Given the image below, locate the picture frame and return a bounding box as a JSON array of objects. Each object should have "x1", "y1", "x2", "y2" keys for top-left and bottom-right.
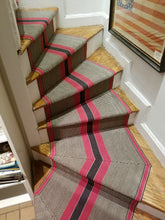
[{"x1": 109, "y1": 0, "x2": 165, "y2": 72}]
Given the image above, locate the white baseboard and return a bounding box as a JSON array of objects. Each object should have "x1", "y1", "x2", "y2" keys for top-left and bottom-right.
[
  {"x1": 62, "y1": 12, "x2": 108, "y2": 28},
  {"x1": 137, "y1": 123, "x2": 165, "y2": 168}
]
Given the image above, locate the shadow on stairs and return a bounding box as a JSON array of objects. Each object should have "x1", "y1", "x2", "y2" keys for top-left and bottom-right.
[{"x1": 16, "y1": 5, "x2": 165, "y2": 220}]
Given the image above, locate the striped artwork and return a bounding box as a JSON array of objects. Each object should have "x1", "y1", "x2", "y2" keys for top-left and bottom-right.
[{"x1": 113, "y1": 0, "x2": 165, "y2": 63}]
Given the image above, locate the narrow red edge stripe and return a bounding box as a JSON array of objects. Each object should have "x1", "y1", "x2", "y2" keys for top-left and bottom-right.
[
  {"x1": 34, "y1": 165, "x2": 56, "y2": 196},
  {"x1": 88, "y1": 60, "x2": 116, "y2": 75}
]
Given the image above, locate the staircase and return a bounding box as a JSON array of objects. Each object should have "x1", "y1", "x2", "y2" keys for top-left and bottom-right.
[{"x1": 16, "y1": 6, "x2": 165, "y2": 220}]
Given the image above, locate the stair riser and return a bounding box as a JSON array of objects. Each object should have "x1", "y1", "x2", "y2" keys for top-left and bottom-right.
[
  {"x1": 137, "y1": 202, "x2": 165, "y2": 219},
  {"x1": 34, "y1": 72, "x2": 122, "y2": 123},
  {"x1": 28, "y1": 19, "x2": 56, "y2": 68},
  {"x1": 38, "y1": 112, "x2": 137, "y2": 143},
  {"x1": 28, "y1": 31, "x2": 103, "y2": 104},
  {"x1": 32, "y1": 150, "x2": 52, "y2": 166}
]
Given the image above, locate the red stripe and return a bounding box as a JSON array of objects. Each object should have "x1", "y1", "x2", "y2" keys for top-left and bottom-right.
[
  {"x1": 64, "y1": 77, "x2": 84, "y2": 93},
  {"x1": 44, "y1": 48, "x2": 67, "y2": 60},
  {"x1": 133, "y1": 2, "x2": 165, "y2": 21},
  {"x1": 117, "y1": 6, "x2": 165, "y2": 35},
  {"x1": 42, "y1": 96, "x2": 51, "y2": 119},
  {"x1": 115, "y1": 21, "x2": 157, "y2": 52},
  {"x1": 116, "y1": 14, "x2": 164, "y2": 46},
  {"x1": 17, "y1": 17, "x2": 50, "y2": 23},
  {"x1": 20, "y1": 35, "x2": 35, "y2": 41},
  {"x1": 111, "y1": 89, "x2": 131, "y2": 125},
  {"x1": 60, "y1": 177, "x2": 88, "y2": 220},
  {"x1": 50, "y1": 141, "x2": 55, "y2": 160},
  {"x1": 87, "y1": 60, "x2": 116, "y2": 75},
  {"x1": 18, "y1": 21, "x2": 47, "y2": 29},
  {"x1": 34, "y1": 67, "x2": 44, "y2": 76},
  {"x1": 147, "y1": 0, "x2": 165, "y2": 6},
  {"x1": 127, "y1": 200, "x2": 137, "y2": 220},
  {"x1": 57, "y1": 33, "x2": 88, "y2": 41},
  {"x1": 47, "y1": 120, "x2": 54, "y2": 142},
  {"x1": 47, "y1": 42, "x2": 75, "y2": 55},
  {"x1": 37, "y1": 77, "x2": 44, "y2": 96},
  {"x1": 76, "y1": 105, "x2": 95, "y2": 177},
  {"x1": 125, "y1": 126, "x2": 150, "y2": 201},
  {"x1": 125, "y1": 127, "x2": 150, "y2": 220},
  {"x1": 34, "y1": 165, "x2": 56, "y2": 195},
  {"x1": 72, "y1": 71, "x2": 94, "y2": 87},
  {"x1": 79, "y1": 182, "x2": 101, "y2": 220},
  {"x1": 86, "y1": 101, "x2": 111, "y2": 183}
]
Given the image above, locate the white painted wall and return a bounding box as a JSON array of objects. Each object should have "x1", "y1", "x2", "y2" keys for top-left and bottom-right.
[{"x1": 0, "y1": 0, "x2": 41, "y2": 147}]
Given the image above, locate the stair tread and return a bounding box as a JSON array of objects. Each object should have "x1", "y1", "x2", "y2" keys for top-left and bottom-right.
[
  {"x1": 38, "y1": 87, "x2": 138, "y2": 130},
  {"x1": 33, "y1": 126, "x2": 151, "y2": 201},
  {"x1": 129, "y1": 126, "x2": 165, "y2": 213},
  {"x1": 38, "y1": 89, "x2": 138, "y2": 140},
  {"x1": 88, "y1": 47, "x2": 123, "y2": 74},
  {"x1": 56, "y1": 25, "x2": 103, "y2": 41},
  {"x1": 33, "y1": 161, "x2": 138, "y2": 220},
  {"x1": 26, "y1": 25, "x2": 103, "y2": 84},
  {"x1": 17, "y1": 7, "x2": 58, "y2": 54},
  {"x1": 33, "y1": 59, "x2": 116, "y2": 111},
  {"x1": 33, "y1": 125, "x2": 165, "y2": 213}
]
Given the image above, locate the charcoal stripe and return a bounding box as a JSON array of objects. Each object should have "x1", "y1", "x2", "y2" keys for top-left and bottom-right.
[
  {"x1": 70, "y1": 180, "x2": 94, "y2": 220},
  {"x1": 46, "y1": 45, "x2": 71, "y2": 57},
  {"x1": 64, "y1": 60, "x2": 69, "y2": 76},
  {"x1": 17, "y1": 19, "x2": 49, "y2": 25},
  {"x1": 80, "y1": 91, "x2": 85, "y2": 103},
  {"x1": 70, "y1": 103, "x2": 102, "y2": 218},
  {"x1": 68, "y1": 75, "x2": 88, "y2": 90}
]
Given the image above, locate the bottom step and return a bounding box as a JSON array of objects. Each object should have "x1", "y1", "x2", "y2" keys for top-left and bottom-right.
[{"x1": 33, "y1": 161, "x2": 159, "y2": 220}]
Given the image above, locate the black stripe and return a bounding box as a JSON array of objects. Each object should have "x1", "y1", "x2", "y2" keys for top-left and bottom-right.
[
  {"x1": 17, "y1": 19, "x2": 49, "y2": 25},
  {"x1": 80, "y1": 91, "x2": 85, "y2": 103},
  {"x1": 68, "y1": 75, "x2": 88, "y2": 90},
  {"x1": 70, "y1": 180, "x2": 94, "y2": 220},
  {"x1": 65, "y1": 60, "x2": 69, "y2": 76},
  {"x1": 45, "y1": 45, "x2": 71, "y2": 57},
  {"x1": 70, "y1": 103, "x2": 102, "y2": 218}
]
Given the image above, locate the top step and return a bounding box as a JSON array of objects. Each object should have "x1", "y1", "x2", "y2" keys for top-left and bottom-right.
[{"x1": 16, "y1": 8, "x2": 58, "y2": 54}]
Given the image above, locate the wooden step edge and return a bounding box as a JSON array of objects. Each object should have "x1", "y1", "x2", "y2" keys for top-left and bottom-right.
[
  {"x1": 26, "y1": 71, "x2": 40, "y2": 85},
  {"x1": 32, "y1": 143, "x2": 51, "y2": 158},
  {"x1": 129, "y1": 125, "x2": 165, "y2": 213},
  {"x1": 133, "y1": 208, "x2": 159, "y2": 220},
  {"x1": 32, "y1": 160, "x2": 52, "y2": 192},
  {"x1": 56, "y1": 25, "x2": 103, "y2": 41},
  {"x1": 33, "y1": 99, "x2": 46, "y2": 111},
  {"x1": 113, "y1": 87, "x2": 139, "y2": 113},
  {"x1": 88, "y1": 47, "x2": 123, "y2": 74},
  {"x1": 38, "y1": 121, "x2": 47, "y2": 130},
  {"x1": 18, "y1": 7, "x2": 58, "y2": 55}
]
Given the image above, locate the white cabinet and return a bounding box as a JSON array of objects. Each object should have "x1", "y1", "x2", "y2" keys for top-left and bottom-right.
[{"x1": 0, "y1": 75, "x2": 33, "y2": 209}]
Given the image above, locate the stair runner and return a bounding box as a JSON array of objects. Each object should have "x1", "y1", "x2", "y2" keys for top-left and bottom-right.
[{"x1": 17, "y1": 8, "x2": 151, "y2": 220}]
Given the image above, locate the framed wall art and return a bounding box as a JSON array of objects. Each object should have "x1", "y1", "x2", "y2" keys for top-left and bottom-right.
[{"x1": 109, "y1": 0, "x2": 165, "y2": 72}]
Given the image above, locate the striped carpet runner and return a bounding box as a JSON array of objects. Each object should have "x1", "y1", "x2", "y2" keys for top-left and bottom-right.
[{"x1": 17, "y1": 8, "x2": 151, "y2": 220}]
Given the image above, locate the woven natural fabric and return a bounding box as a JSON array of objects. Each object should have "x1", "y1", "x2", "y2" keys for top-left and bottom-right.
[
  {"x1": 36, "y1": 34, "x2": 87, "y2": 95},
  {"x1": 47, "y1": 90, "x2": 128, "y2": 141},
  {"x1": 51, "y1": 127, "x2": 148, "y2": 200},
  {"x1": 35, "y1": 167, "x2": 131, "y2": 220},
  {"x1": 43, "y1": 60, "x2": 114, "y2": 119},
  {"x1": 16, "y1": 10, "x2": 56, "y2": 40}
]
